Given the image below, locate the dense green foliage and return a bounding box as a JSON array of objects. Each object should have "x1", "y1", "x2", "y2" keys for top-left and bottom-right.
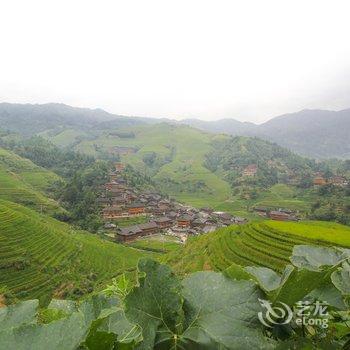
[
  {"x1": 121, "y1": 164, "x2": 155, "y2": 191},
  {"x1": 205, "y1": 136, "x2": 324, "y2": 188},
  {"x1": 1, "y1": 246, "x2": 350, "y2": 349},
  {"x1": 0, "y1": 136, "x2": 96, "y2": 178},
  {"x1": 309, "y1": 183, "x2": 350, "y2": 225},
  {"x1": 57, "y1": 161, "x2": 111, "y2": 231}
]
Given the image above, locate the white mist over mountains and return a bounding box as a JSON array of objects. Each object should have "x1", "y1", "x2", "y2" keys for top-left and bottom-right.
[{"x1": 1, "y1": 0, "x2": 350, "y2": 123}]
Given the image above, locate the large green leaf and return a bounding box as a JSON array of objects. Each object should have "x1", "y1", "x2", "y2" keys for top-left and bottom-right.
[
  {"x1": 84, "y1": 309, "x2": 142, "y2": 350},
  {"x1": 124, "y1": 258, "x2": 183, "y2": 350},
  {"x1": 331, "y1": 261, "x2": 350, "y2": 296},
  {"x1": 48, "y1": 299, "x2": 78, "y2": 314},
  {"x1": 242, "y1": 245, "x2": 346, "y2": 306},
  {"x1": 291, "y1": 245, "x2": 349, "y2": 271},
  {"x1": 307, "y1": 284, "x2": 347, "y2": 310},
  {"x1": 180, "y1": 271, "x2": 274, "y2": 350},
  {"x1": 0, "y1": 300, "x2": 38, "y2": 330},
  {"x1": 0, "y1": 312, "x2": 87, "y2": 350},
  {"x1": 245, "y1": 265, "x2": 294, "y2": 293},
  {"x1": 0, "y1": 294, "x2": 126, "y2": 350}
]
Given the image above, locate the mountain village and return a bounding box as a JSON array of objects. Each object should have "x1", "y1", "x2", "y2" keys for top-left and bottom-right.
[
  {"x1": 99, "y1": 163, "x2": 248, "y2": 243},
  {"x1": 98, "y1": 163, "x2": 309, "y2": 243}
]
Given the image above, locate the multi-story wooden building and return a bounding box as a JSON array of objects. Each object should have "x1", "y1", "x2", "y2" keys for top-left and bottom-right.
[
  {"x1": 177, "y1": 215, "x2": 192, "y2": 228},
  {"x1": 127, "y1": 202, "x2": 145, "y2": 215},
  {"x1": 154, "y1": 217, "x2": 173, "y2": 229},
  {"x1": 102, "y1": 206, "x2": 126, "y2": 219},
  {"x1": 313, "y1": 176, "x2": 327, "y2": 186},
  {"x1": 243, "y1": 164, "x2": 258, "y2": 177}
]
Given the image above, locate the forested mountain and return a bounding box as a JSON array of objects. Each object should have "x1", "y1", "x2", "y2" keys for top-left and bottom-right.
[
  {"x1": 0, "y1": 103, "x2": 156, "y2": 137},
  {"x1": 183, "y1": 108, "x2": 350, "y2": 159},
  {"x1": 2, "y1": 103, "x2": 350, "y2": 159},
  {"x1": 1, "y1": 108, "x2": 348, "y2": 218}
]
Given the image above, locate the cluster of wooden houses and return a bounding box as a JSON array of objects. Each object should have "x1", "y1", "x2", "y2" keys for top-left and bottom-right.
[
  {"x1": 253, "y1": 207, "x2": 299, "y2": 221},
  {"x1": 313, "y1": 174, "x2": 348, "y2": 187},
  {"x1": 99, "y1": 163, "x2": 247, "y2": 242}
]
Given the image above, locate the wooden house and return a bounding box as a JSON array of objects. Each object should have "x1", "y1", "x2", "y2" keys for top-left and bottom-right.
[
  {"x1": 330, "y1": 176, "x2": 348, "y2": 186},
  {"x1": 313, "y1": 176, "x2": 327, "y2": 186},
  {"x1": 127, "y1": 203, "x2": 145, "y2": 215},
  {"x1": 115, "y1": 163, "x2": 125, "y2": 172},
  {"x1": 191, "y1": 218, "x2": 207, "y2": 228},
  {"x1": 97, "y1": 197, "x2": 111, "y2": 207},
  {"x1": 243, "y1": 164, "x2": 258, "y2": 177},
  {"x1": 269, "y1": 211, "x2": 292, "y2": 221},
  {"x1": 106, "y1": 183, "x2": 127, "y2": 192},
  {"x1": 177, "y1": 215, "x2": 193, "y2": 228},
  {"x1": 116, "y1": 226, "x2": 143, "y2": 242},
  {"x1": 138, "y1": 222, "x2": 159, "y2": 235},
  {"x1": 253, "y1": 207, "x2": 269, "y2": 216},
  {"x1": 109, "y1": 172, "x2": 119, "y2": 181},
  {"x1": 102, "y1": 206, "x2": 125, "y2": 219},
  {"x1": 154, "y1": 217, "x2": 173, "y2": 229}
]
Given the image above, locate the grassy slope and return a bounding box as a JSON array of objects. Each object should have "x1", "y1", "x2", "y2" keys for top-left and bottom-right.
[
  {"x1": 0, "y1": 148, "x2": 62, "y2": 213},
  {"x1": 265, "y1": 220, "x2": 350, "y2": 246},
  {"x1": 50, "y1": 124, "x2": 315, "y2": 217},
  {"x1": 74, "y1": 123, "x2": 232, "y2": 208},
  {"x1": 47, "y1": 124, "x2": 343, "y2": 225},
  {"x1": 218, "y1": 184, "x2": 312, "y2": 214},
  {"x1": 0, "y1": 200, "x2": 158, "y2": 304},
  {"x1": 49, "y1": 128, "x2": 88, "y2": 147},
  {"x1": 128, "y1": 235, "x2": 182, "y2": 254},
  {"x1": 165, "y1": 220, "x2": 350, "y2": 275}
]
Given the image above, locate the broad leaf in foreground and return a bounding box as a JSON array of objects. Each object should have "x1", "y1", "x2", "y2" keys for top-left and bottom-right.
[
  {"x1": 0, "y1": 300, "x2": 38, "y2": 330},
  {"x1": 307, "y1": 284, "x2": 347, "y2": 310},
  {"x1": 291, "y1": 245, "x2": 349, "y2": 271},
  {"x1": 0, "y1": 312, "x2": 87, "y2": 350},
  {"x1": 245, "y1": 265, "x2": 294, "y2": 293},
  {"x1": 0, "y1": 294, "x2": 129, "y2": 350},
  {"x1": 180, "y1": 271, "x2": 273, "y2": 350},
  {"x1": 331, "y1": 261, "x2": 350, "y2": 296},
  {"x1": 124, "y1": 258, "x2": 183, "y2": 350}
]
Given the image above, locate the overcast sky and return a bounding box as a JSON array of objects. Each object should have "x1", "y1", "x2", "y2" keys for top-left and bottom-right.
[{"x1": 1, "y1": 0, "x2": 350, "y2": 123}]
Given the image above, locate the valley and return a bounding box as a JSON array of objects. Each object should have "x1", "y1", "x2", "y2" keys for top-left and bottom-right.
[{"x1": 0, "y1": 103, "x2": 350, "y2": 349}]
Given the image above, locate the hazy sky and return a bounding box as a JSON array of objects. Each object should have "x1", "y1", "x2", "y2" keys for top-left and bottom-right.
[{"x1": 1, "y1": 0, "x2": 350, "y2": 123}]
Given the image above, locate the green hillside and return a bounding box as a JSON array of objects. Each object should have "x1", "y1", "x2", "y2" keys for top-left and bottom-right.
[
  {"x1": 73, "y1": 123, "x2": 232, "y2": 207},
  {"x1": 0, "y1": 200, "x2": 158, "y2": 304},
  {"x1": 166, "y1": 220, "x2": 350, "y2": 274},
  {"x1": 0, "y1": 148, "x2": 62, "y2": 213},
  {"x1": 5, "y1": 121, "x2": 348, "y2": 223}
]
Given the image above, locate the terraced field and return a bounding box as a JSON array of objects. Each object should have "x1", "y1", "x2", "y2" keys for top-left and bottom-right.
[
  {"x1": 166, "y1": 220, "x2": 350, "y2": 275},
  {"x1": 0, "y1": 200, "x2": 158, "y2": 304},
  {"x1": 0, "y1": 147, "x2": 61, "y2": 213}
]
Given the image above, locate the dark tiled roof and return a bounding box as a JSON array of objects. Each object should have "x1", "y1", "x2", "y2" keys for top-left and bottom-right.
[
  {"x1": 269, "y1": 211, "x2": 290, "y2": 216},
  {"x1": 118, "y1": 226, "x2": 142, "y2": 236},
  {"x1": 178, "y1": 215, "x2": 193, "y2": 221},
  {"x1": 154, "y1": 217, "x2": 172, "y2": 223},
  {"x1": 138, "y1": 222, "x2": 158, "y2": 230},
  {"x1": 128, "y1": 202, "x2": 145, "y2": 208}
]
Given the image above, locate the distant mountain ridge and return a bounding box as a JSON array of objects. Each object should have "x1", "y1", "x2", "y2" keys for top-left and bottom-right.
[
  {"x1": 0, "y1": 103, "x2": 349, "y2": 158},
  {"x1": 182, "y1": 108, "x2": 350, "y2": 159}
]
